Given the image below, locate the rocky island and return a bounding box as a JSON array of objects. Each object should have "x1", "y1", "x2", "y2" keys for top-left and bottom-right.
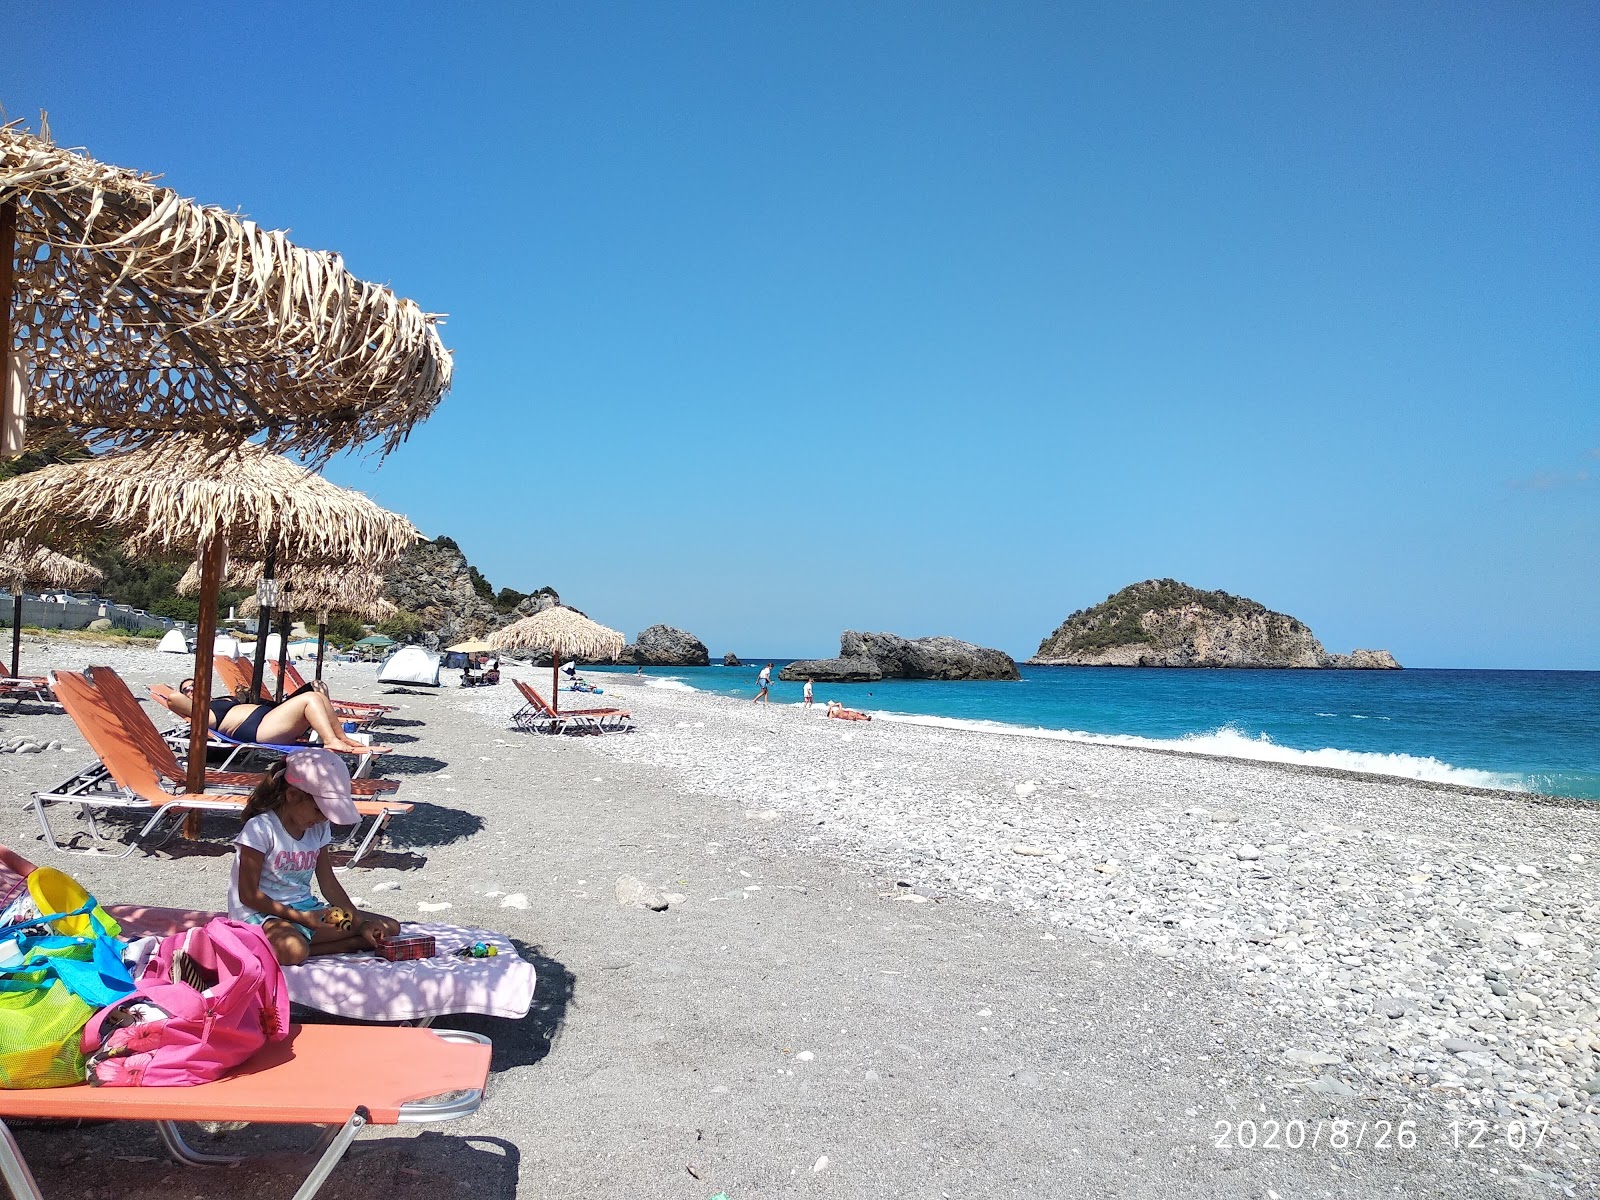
[
  {"x1": 1028, "y1": 579, "x2": 1399, "y2": 668},
  {"x1": 612, "y1": 625, "x2": 710, "y2": 667},
  {"x1": 780, "y1": 631, "x2": 1020, "y2": 682}
]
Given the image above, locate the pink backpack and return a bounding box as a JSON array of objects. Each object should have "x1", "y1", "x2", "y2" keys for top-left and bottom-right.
[{"x1": 81, "y1": 918, "x2": 290, "y2": 1087}]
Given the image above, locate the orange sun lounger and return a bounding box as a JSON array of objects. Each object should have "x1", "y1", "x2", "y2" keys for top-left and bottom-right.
[
  {"x1": 0, "y1": 1024, "x2": 492, "y2": 1200},
  {"x1": 35, "y1": 671, "x2": 410, "y2": 864},
  {"x1": 511, "y1": 678, "x2": 633, "y2": 735},
  {"x1": 73, "y1": 666, "x2": 399, "y2": 799}
]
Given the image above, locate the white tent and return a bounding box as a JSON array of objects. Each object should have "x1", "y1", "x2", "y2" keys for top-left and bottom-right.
[
  {"x1": 156, "y1": 628, "x2": 189, "y2": 654},
  {"x1": 213, "y1": 635, "x2": 243, "y2": 659},
  {"x1": 376, "y1": 645, "x2": 440, "y2": 687}
]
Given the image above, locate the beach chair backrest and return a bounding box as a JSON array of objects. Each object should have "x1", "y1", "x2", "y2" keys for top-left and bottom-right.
[
  {"x1": 281, "y1": 661, "x2": 309, "y2": 693},
  {"x1": 515, "y1": 678, "x2": 556, "y2": 717},
  {"x1": 49, "y1": 672, "x2": 171, "y2": 804},
  {"x1": 82, "y1": 667, "x2": 187, "y2": 783}
]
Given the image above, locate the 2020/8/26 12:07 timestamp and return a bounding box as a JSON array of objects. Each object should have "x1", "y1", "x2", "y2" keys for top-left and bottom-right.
[{"x1": 1213, "y1": 1119, "x2": 1551, "y2": 1152}]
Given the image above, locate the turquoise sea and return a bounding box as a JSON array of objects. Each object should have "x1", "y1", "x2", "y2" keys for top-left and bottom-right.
[{"x1": 584, "y1": 663, "x2": 1600, "y2": 802}]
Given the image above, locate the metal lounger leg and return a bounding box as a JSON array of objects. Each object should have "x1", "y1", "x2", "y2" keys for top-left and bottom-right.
[
  {"x1": 0, "y1": 1120, "x2": 44, "y2": 1200},
  {"x1": 334, "y1": 811, "x2": 393, "y2": 870},
  {"x1": 155, "y1": 1120, "x2": 246, "y2": 1166},
  {"x1": 290, "y1": 1109, "x2": 368, "y2": 1200}
]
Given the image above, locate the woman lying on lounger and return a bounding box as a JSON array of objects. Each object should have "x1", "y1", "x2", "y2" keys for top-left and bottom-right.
[
  {"x1": 167, "y1": 677, "x2": 387, "y2": 755},
  {"x1": 825, "y1": 701, "x2": 872, "y2": 722}
]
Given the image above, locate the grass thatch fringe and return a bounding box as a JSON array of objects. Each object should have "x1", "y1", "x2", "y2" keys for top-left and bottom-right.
[
  {"x1": 1, "y1": 123, "x2": 452, "y2": 461},
  {"x1": 0, "y1": 540, "x2": 103, "y2": 590},
  {"x1": 0, "y1": 436, "x2": 419, "y2": 566}
]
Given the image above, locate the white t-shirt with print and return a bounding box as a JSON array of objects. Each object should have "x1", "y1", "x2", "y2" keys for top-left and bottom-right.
[
  {"x1": 228, "y1": 812, "x2": 331, "y2": 920},
  {"x1": 758, "y1": 667, "x2": 771, "y2": 686}
]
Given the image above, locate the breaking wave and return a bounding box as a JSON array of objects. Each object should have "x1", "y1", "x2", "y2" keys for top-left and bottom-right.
[{"x1": 874, "y1": 713, "x2": 1526, "y2": 792}]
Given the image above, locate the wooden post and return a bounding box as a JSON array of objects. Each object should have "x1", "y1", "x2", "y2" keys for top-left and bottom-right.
[
  {"x1": 551, "y1": 649, "x2": 560, "y2": 714},
  {"x1": 184, "y1": 533, "x2": 226, "y2": 821},
  {"x1": 249, "y1": 542, "x2": 276, "y2": 698},
  {"x1": 9, "y1": 589, "x2": 21, "y2": 680},
  {"x1": 315, "y1": 611, "x2": 328, "y2": 683},
  {"x1": 0, "y1": 200, "x2": 14, "y2": 448},
  {"x1": 274, "y1": 609, "x2": 292, "y2": 700}
]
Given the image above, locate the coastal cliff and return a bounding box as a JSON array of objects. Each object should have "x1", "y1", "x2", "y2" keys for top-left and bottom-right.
[
  {"x1": 780, "y1": 631, "x2": 1020, "y2": 682},
  {"x1": 1029, "y1": 580, "x2": 1400, "y2": 669}
]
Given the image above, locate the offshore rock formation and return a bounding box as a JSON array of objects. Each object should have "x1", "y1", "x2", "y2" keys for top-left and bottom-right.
[
  {"x1": 382, "y1": 539, "x2": 559, "y2": 648},
  {"x1": 1029, "y1": 580, "x2": 1400, "y2": 669},
  {"x1": 614, "y1": 625, "x2": 710, "y2": 667},
  {"x1": 780, "y1": 631, "x2": 1020, "y2": 683},
  {"x1": 723, "y1": 653, "x2": 742, "y2": 667}
]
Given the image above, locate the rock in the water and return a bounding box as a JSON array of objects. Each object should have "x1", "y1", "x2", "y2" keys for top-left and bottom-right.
[
  {"x1": 614, "y1": 626, "x2": 710, "y2": 666},
  {"x1": 1028, "y1": 579, "x2": 1400, "y2": 669},
  {"x1": 722, "y1": 652, "x2": 741, "y2": 667},
  {"x1": 780, "y1": 631, "x2": 1018, "y2": 682}
]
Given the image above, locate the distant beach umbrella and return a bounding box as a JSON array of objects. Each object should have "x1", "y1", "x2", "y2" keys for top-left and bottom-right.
[
  {"x1": 0, "y1": 123, "x2": 452, "y2": 461},
  {"x1": 445, "y1": 638, "x2": 495, "y2": 654},
  {"x1": 0, "y1": 437, "x2": 419, "y2": 796},
  {"x1": 487, "y1": 607, "x2": 624, "y2": 714},
  {"x1": 0, "y1": 539, "x2": 103, "y2": 677}
]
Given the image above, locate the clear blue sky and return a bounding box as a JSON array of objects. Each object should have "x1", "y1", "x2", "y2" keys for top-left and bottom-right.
[{"x1": 9, "y1": 3, "x2": 1597, "y2": 667}]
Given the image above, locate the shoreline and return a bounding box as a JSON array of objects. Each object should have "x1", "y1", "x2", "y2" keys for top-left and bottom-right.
[{"x1": 620, "y1": 672, "x2": 1584, "y2": 806}]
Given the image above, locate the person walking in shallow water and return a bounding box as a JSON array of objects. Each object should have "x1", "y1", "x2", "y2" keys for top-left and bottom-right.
[
  {"x1": 802, "y1": 677, "x2": 814, "y2": 709},
  {"x1": 753, "y1": 663, "x2": 772, "y2": 704}
]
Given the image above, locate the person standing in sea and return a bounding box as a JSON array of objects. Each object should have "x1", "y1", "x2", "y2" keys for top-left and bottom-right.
[
  {"x1": 802, "y1": 677, "x2": 814, "y2": 709},
  {"x1": 753, "y1": 663, "x2": 772, "y2": 704}
]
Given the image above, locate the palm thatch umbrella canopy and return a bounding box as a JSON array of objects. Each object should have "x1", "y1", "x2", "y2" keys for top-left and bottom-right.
[
  {"x1": 0, "y1": 539, "x2": 103, "y2": 676},
  {"x1": 0, "y1": 123, "x2": 452, "y2": 460},
  {"x1": 0, "y1": 540, "x2": 101, "y2": 591},
  {"x1": 0, "y1": 437, "x2": 419, "y2": 792},
  {"x1": 0, "y1": 438, "x2": 419, "y2": 563},
  {"x1": 488, "y1": 606, "x2": 624, "y2": 714}
]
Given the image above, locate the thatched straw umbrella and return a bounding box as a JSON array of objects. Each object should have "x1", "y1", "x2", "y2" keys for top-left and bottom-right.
[
  {"x1": 0, "y1": 539, "x2": 102, "y2": 676},
  {"x1": 0, "y1": 437, "x2": 418, "y2": 794},
  {"x1": 487, "y1": 607, "x2": 624, "y2": 714},
  {"x1": 0, "y1": 123, "x2": 451, "y2": 460},
  {"x1": 181, "y1": 562, "x2": 396, "y2": 686}
]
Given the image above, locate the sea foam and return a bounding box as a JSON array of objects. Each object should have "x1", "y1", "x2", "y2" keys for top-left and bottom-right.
[{"x1": 875, "y1": 713, "x2": 1525, "y2": 793}]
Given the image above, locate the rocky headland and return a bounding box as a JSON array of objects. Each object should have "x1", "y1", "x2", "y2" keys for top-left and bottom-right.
[
  {"x1": 1029, "y1": 580, "x2": 1400, "y2": 669},
  {"x1": 780, "y1": 631, "x2": 1020, "y2": 682},
  {"x1": 611, "y1": 625, "x2": 710, "y2": 667},
  {"x1": 382, "y1": 537, "x2": 560, "y2": 647}
]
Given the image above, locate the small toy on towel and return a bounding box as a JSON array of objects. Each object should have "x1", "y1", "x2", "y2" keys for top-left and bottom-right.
[
  {"x1": 452, "y1": 942, "x2": 498, "y2": 959},
  {"x1": 322, "y1": 906, "x2": 355, "y2": 931}
]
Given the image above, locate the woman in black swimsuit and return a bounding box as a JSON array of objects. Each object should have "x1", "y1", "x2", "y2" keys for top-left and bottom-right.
[{"x1": 172, "y1": 679, "x2": 386, "y2": 756}]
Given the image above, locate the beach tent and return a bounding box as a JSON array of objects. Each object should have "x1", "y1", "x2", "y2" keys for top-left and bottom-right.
[
  {"x1": 155, "y1": 629, "x2": 188, "y2": 655},
  {"x1": 213, "y1": 635, "x2": 242, "y2": 659},
  {"x1": 377, "y1": 645, "x2": 439, "y2": 687}
]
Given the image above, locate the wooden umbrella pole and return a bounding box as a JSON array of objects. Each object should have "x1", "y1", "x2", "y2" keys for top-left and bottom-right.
[
  {"x1": 315, "y1": 610, "x2": 328, "y2": 683},
  {"x1": 249, "y1": 542, "x2": 277, "y2": 699},
  {"x1": 274, "y1": 609, "x2": 292, "y2": 700},
  {"x1": 552, "y1": 648, "x2": 560, "y2": 715},
  {"x1": 184, "y1": 532, "x2": 226, "y2": 826},
  {"x1": 0, "y1": 200, "x2": 14, "y2": 445},
  {"x1": 9, "y1": 589, "x2": 21, "y2": 679}
]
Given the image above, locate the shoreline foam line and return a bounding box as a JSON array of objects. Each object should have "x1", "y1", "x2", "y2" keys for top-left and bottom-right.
[{"x1": 873, "y1": 711, "x2": 1528, "y2": 793}]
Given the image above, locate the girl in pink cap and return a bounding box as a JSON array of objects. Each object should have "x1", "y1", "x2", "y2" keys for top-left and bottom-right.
[{"x1": 228, "y1": 748, "x2": 401, "y2": 964}]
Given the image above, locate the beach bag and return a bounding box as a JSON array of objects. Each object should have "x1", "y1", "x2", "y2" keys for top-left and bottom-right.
[
  {"x1": 0, "y1": 880, "x2": 135, "y2": 1089},
  {"x1": 82, "y1": 918, "x2": 289, "y2": 1087}
]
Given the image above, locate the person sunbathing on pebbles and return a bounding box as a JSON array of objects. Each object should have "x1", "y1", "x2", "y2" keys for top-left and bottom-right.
[
  {"x1": 168, "y1": 678, "x2": 389, "y2": 755},
  {"x1": 825, "y1": 700, "x2": 872, "y2": 722}
]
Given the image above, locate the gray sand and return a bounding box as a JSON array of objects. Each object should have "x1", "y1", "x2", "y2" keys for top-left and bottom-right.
[{"x1": 0, "y1": 636, "x2": 1593, "y2": 1198}]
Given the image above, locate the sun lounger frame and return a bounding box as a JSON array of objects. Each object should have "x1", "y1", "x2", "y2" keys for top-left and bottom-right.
[
  {"x1": 0, "y1": 1025, "x2": 491, "y2": 1200},
  {"x1": 511, "y1": 678, "x2": 633, "y2": 735}
]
